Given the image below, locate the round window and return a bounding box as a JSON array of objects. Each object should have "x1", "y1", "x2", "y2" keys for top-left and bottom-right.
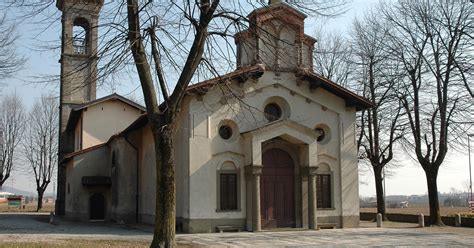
[
  {"x1": 315, "y1": 128, "x2": 325, "y2": 142},
  {"x1": 219, "y1": 125, "x2": 233, "y2": 140},
  {"x1": 264, "y1": 103, "x2": 282, "y2": 122}
]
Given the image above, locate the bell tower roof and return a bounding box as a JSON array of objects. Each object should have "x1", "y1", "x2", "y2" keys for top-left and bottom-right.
[
  {"x1": 56, "y1": 0, "x2": 104, "y2": 11},
  {"x1": 248, "y1": 1, "x2": 307, "y2": 22}
]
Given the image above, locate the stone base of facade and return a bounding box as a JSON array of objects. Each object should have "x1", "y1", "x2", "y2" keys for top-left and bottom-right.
[
  {"x1": 177, "y1": 217, "x2": 246, "y2": 233},
  {"x1": 139, "y1": 213, "x2": 155, "y2": 225},
  {"x1": 315, "y1": 215, "x2": 359, "y2": 228},
  {"x1": 342, "y1": 215, "x2": 359, "y2": 228},
  {"x1": 64, "y1": 213, "x2": 358, "y2": 233},
  {"x1": 65, "y1": 211, "x2": 93, "y2": 222},
  {"x1": 110, "y1": 212, "x2": 137, "y2": 224}
]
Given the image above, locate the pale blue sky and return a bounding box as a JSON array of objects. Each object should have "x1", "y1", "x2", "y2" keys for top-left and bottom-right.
[{"x1": 2, "y1": 0, "x2": 472, "y2": 198}]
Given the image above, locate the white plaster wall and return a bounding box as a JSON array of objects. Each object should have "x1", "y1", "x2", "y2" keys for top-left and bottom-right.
[
  {"x1": 175, "y1": 98, "x2": 191, "y2": 219},
  {"x1": 82, "y1": 100, "x2": 142, "y2": 149},
  {"x1": 65, "y1": 145, "x2": 111, "y2": 219},
  {"x1": 138, "y1": 126, "x2": 156, "y2": 223},
  {"x1": 110, "y1": 137, "x2": 138, "y2": 223},
  {"x1": 339, "y1": 107, "x2": 360, "y2": 226},
  {"x1": 74, "y1": 113, "x2": 82, "y2": 151}
]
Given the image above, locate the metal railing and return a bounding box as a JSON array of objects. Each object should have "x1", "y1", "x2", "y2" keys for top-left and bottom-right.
[{"x1": 73, "y1": 38, "x2": 87, "y2": 55}]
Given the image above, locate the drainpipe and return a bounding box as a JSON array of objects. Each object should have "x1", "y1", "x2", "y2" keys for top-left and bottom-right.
[{"x1": 124, "y1": 135, "x2": 139, "y2": 223}]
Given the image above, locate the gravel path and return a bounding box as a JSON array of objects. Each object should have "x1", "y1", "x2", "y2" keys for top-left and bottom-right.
[{"x1": 0, "y1": 213, "x2": 152, "y2": 243}]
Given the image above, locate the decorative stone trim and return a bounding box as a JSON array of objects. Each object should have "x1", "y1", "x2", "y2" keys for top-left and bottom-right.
[
  {"x1": 301, "y1": 166, "x2": 318, "y2": 177},
  {"x1": 244, "y1": 164, "x2": 263, "y2": 176}
]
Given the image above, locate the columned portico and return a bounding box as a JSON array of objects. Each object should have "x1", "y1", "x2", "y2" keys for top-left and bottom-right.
[
  {"x1": 242, "y1": 119, "x2": 320, "y2": 231},
  {"x1": 245, "y1": 164, "x2": 263, "y2": 231},
  {"x1": 302, "y1": 166, "x2": 318, "y2": 229}
]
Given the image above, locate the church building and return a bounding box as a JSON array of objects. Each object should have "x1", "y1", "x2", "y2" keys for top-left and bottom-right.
[{"x1": 56, "y1": 0, "x2": 373, "y2": 233}]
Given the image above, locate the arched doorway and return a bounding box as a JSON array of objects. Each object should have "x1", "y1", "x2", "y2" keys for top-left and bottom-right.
[
  {"x1": 89, "y1": 193, "x2": 105, "y2": 220},
  {"x1": 261, "y1": 148, "x2": 295, "y2": 228}
]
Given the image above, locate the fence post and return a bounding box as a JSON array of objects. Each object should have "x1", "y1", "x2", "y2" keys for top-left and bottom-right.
[
  {"x1": 418, "y1": 213, "x2": 424, "y2": 228},
  {"x1": 455, "y1": 214, "x2": 461, "y2": 227},
  {"x1": 49, "y1": 212, "x2": 55, "y2": 224},
  {"x1": 376, "y1": 213, "x2": 383, "y2": 228}
]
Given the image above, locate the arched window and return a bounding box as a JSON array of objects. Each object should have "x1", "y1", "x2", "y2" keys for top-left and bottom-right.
[
  {"x1": 278, "y1": 26, "x2": 296, "y2": 68},
  {"x1": 73, "y1": 18, "x2": 90, "y2": 54},
  {"x1": 316, "y1": 163, "x2": 332, "y2": 209},
  {"x1": 217, "y1": 161, "x2": 239, "y2": 211},
  {"x1": 260, "y1": 23, "x2": 278, "y2": 68}
]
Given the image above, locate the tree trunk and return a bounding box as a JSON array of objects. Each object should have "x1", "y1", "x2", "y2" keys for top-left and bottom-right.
[
  {"x1": 425, "y1": 169, "x2": 444, "y2": 226},
  {"x1": 37, "y1": 189, "x2": 44, "y2": 212},
  {"x1": 373, "y1": 166, "x2": 387, "y2": 221},
  {"x1": 151, "y1": 121, "x2": 176, "y2": 248}
]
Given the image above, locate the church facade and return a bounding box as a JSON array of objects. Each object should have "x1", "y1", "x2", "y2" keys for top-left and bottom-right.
[{"x1": 56, "y1": 0, "x2": 372, "y2": 233}]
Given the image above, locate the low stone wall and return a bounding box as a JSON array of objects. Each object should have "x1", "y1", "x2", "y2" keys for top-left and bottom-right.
[{"x1": 360, "y1": 212, "x2": 474, "y2": 228}]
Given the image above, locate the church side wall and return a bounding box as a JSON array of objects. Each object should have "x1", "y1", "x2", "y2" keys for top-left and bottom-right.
[
  {"x1": 65, "y1": 146, "x2": 111, "y2": 221},
  {"x1": 138, "y1": 126, "x2": 156, "y2": 224},
  {"x1": 339, "y1": 108, "x2": 360, "y2": 228},
  {"x1": 136, "y1": 110, "x2": 191, "y2": 227},
  {"x1": 175, "y1": 98, "x2": 191, "y2": 227},
  {"x1": 82, "y1": 101, "x2": 142, "y2": 149},
  {"x1": 110, "y1": 137, "x2": 138, "y2": 224}
]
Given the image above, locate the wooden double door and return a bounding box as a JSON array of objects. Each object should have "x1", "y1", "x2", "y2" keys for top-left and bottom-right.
[{"x1": 261, "y1": 148, "x2": 295, "y2": 228}]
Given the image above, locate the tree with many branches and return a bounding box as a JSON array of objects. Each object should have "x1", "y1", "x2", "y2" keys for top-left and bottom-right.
[
  {"x1": 382, "y1": 0, "x2": 473, "y2": 225},
  {"x1": 352, "y1": 9, "x2": 406, "y2": 221},
  {"x1": 313, "y1": 30, "x2": 353, "y2": 88},
  {"x1": 0, "y1": 13, "x2": 25, "y2": 80},
  {"x1": 0, "y1": 93, "x2": 25, "y2": 190},
  {"x1": 23, "y1": 94, "x2": 58, "y2": 211}
]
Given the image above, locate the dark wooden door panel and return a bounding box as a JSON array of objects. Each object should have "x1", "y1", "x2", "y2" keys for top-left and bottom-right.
[{"x1": 261, "y1": 148, "x2": 295, "y2": 228}]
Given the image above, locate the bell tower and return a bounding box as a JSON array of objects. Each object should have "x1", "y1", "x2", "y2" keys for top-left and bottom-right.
[{"x1": 56, "y1": 0, "x2": 103, "y2": 215}]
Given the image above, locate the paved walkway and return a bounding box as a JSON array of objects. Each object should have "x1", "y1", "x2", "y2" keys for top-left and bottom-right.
[
  {"x1": 1, "y1": 213, "x2": 473, "y2": 247},
  {"x1": 177, "y1": 228, "x2": 473, "y2": 247}
]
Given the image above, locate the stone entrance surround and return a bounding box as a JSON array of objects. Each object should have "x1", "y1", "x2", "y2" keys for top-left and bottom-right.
[{"x1": 242, "y1": 119, "x2": 320, "y2": 231}]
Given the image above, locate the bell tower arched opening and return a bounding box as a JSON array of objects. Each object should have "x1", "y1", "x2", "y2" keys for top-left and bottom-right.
[{"x1": 72, "y1": 18, "x2": 90, "y2": 55}]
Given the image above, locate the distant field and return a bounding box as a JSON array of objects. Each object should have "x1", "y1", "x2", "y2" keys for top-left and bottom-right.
[
  {"x1": 0, "y1": 202, "x2": 55, "y2": 213},
  {"x1": 361, "y1": 207, "x2": 471, "y2": 216}
]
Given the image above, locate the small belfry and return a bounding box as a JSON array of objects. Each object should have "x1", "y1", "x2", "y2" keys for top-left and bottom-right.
[
  {"x1": 56, "y1": 0, "x2": 103, "y2": 215},
  {"x1": 235, "y1": 1, "x2": 315, "y2": 72}
]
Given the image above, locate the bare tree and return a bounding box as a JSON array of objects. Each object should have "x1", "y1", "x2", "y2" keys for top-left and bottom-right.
[
  {"x1": 0, "y1": 92, "x2": 25, "y2": 190},
  {"x1": 313, "y1": 30, "x2": 353, "y2": 88},
  {"x1": 383, "y1": 1, "x2": 474, "y2": 225},
  {"x1": 0, "y1": 13, "x2": 25, "y2": 80},
  {"x1": 23, "y1": 95, "x2": 58, "y2": 211},
  {"x1": 352, "y1": 9, "x2": 405, "y2": 221}
]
